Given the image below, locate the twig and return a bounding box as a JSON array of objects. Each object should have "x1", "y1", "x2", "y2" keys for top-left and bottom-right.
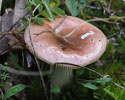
[
  {"x1": 33, "y1": 4, "x2": 40, "y2": 15},
  {"x1": 62, "y1": 0, "x2": 72, "y2": 16},
  {"x1": 107, "y1": 32, "x2": 119, "y2": 39},
  {"x1": 115, "y1": 22, "x2": 120, "y2": 31},
  {"x1": 0, "y1": 11, "x2": 29, "y2": 49},
  {"x1": 107, "y1": 0, "x2": 112, "y2": 13},
  {"x1": 0, "y1": 88, "x2": 6, "y2": 100},
  {"x1": 27, "y1": 17, "x2": 48, "y2": 100},
  {"x1": 9, "y1": 11, "x2": 30, "y2": 31},
  {"x1": 0, "y1": 34, "x2": 6, "y2": 41},
  {"x1": 53, "y1": 15, "x2": 67, "y2": 32},
  {"x1": 0, "y1": 64, "x2": 50, "y2": 76},
  {"x1": 111, "y1": 81, "x2": 125, "y2": 90},
  {"x1": 55, "y1": 62, "x2": 125, "y2": 90},
  {"x1": 86, "y1": 5, "x2": 101, "y2": 10},
  {"x1": 35, "y1": 16, "x2": 67, "y2": 36},
  {"x1": 86, "y1": 5, "x2": 124, "y2": 14},
  {"x1": 107, "y1": 30, "x2": 124, "y2": 39},
  {"x1": 99, "y1": 1, "x2": 123, "y2": 37},
  {"x1": 0, "y1": 41, "x2": 19, "y2": 55}
]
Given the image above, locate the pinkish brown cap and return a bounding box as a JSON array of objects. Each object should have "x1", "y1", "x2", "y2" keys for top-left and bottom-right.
[{"x1": 24, "y1": 16, "x2": 107, "y2": 68}]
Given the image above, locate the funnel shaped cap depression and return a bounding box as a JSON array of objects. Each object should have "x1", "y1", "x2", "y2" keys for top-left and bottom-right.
[{"x1": 24, "y1": 16, "x2": 107, "y2": 68}]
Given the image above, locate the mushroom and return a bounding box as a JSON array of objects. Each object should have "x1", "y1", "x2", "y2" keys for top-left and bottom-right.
[{"x1": 24, "y1": 16, "x2": 107, "y2": 88}]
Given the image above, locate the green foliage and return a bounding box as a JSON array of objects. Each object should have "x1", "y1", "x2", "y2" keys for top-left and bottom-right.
[
  {"x1": 117, "y1": 35, "x2": 125, "y2": 52},
  {"x1": 10, "y1": 52, "x2": 23, "y2": 70},
  {"x1": 49, "y1": 0, "x2": 60, "y2": 7},
  {"x1": 104, "y1": 85, "x2": 125, "y2": 100},
  {"x1": 109, "y1": 16, "x2": 121, "y2": 21},
  {"x1": 75, "y1": 68, "x2": 84, "y2": 76},
  {"x1": 51, "y1": 87, "x2": 61, "y2": 94},
  {"x1": 5, "y1": 84, "x2": 28, "y2": 99},
  {"x1": 80, "y1": 83, "x2": 98, "y2": 90},
  {"x1": 34, "y1": 16, "x2": 43, "y2": 25},
  {"x1": 0, "y1": 62, "x2": 9, "y2": 81},
  {"x1": 65, "y1": 0, "x2": 79, "y2": 16},
  {"x1": 42, "y1": 0, "x2": 54, "y2": 21},
  {"x1": 79, "y1": 78, "x2": 112, "y2": 91},
  {"x1": 86, "y1": 78, "x2": 112, "y2": 83},
  {"x1": 26, "y1": 78, "x2": 46, "y2": 100},
  {"x1": 24, "y1": 0, "x2": 65, "y2": 24},
  {"x1": 65, "y1": 0, "x2": 87, "y2": 16},
  {"x1": 50, "y1": 6, "x2": 65, "y2": 16},
  {"x1": 22, "y1": 17, "x2": 28, "y2": 23},
  {"x1": 100, "y1": 0, "x2": 107, "y2": 6},
  {"x1": 0, "y1": 72, "x2": 9, "y2": 80},
  {"x1": 78, "y1": 0, "x2": 87, "y2": 9}
]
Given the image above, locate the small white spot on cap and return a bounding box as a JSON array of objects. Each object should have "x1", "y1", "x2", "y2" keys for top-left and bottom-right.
[{"x1": 81, "y1": 31, "x2": 95, "y2": 39}]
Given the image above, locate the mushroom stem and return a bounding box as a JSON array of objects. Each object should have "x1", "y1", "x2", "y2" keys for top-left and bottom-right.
[{"x1": 51, "y1": 67, "x2": 73, "y2": 88}]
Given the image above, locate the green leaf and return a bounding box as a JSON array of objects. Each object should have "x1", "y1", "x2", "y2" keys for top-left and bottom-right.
[
  {"x1": 34, "y1": 0, "x2": 41, "y2": 5},
  {"x1": 104, "y1": 88, "x2": 120, "y2": 100},
  {"x1": 86, "y1": 78, "x2": 112, "y2": 83},
  {"x1": 0, "y1": 72, "x2": 9, "y2": 80},
  {"x1": 42, "y1": 0, "x2": 54, "y2": 21},
  {"x1": 50, "y1": 0, "x2": 60, "y2": 7},
  {"x1": 28, "y1": 0, "x2": 43, "y2": 12},
  {"x1": 42, "y1": 0, "x2": 50, "y2": 5},
  {"x1": 4, "y1": 62, "x2": 8, "y2": 66},
  {"x1": 34, "y1": 16, "x2": 44, "y2": 25},
  {"x1": 65, "y1": 0, "x2": 79, "y2": 16},
  {"x1": 40, "y1": 11, "x2": 55, "y2": 21},
  {"x1": 1, "y1": 65, "x2": 8, "y2": 71},
  {"x1": 50, "y1": 6, "x2": 65, "y2": 16},
  {"x1": 34, "y1": 0, "x2": 43, "y2": 12},
  {"x1": 51, "y1": 87, "x2": 60, "y2": 94},
  {"x1": 22, "y1": 18, "x2": 28, "y2": 23},
  {"x1": 38, "y1": 5, "x2": 43, "y2": 12},
  {"x1": 10, "y1": 52, "x2": 23, "y2": 70},
  {"x1": 78, "y1": 0, "x2": 87, "y2": 9},
  {"x1": 5, "y1": 84, "x2": 28, "y2": 99},
  {"x1": 75, "y1": 68, "x2": 84, "y2": 76},
  {"x1": 23, "y1": 0, "x2": 27, "y2": 3},
  {"x1": 118, "y1": 35, "x2": 125, "y2": 50},
  {"x1": 103, "y1": 85, "x2": 125, "y2": 100},
  {"x1": 81, "y1": 83, "x2": 98, "y2": 90},
  {"x1": 29, "y1": 0, "x2": 36, "y2": 6},
  {"x1": 93, "y1": 78, "x2": 112, "y2": 83},
  {"x1": 25, "y1": 2, "x2": 32, "y2": 10}
]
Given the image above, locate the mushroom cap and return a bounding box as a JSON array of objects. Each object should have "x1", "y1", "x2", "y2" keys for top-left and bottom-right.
[{"x1": 24, "y1": 16, "x2": 107, "y2": 68}]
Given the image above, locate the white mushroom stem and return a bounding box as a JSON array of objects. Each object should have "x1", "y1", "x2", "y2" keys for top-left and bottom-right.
[{"x1": 51, "y1": 67, "x2": 73, "y2": 88}]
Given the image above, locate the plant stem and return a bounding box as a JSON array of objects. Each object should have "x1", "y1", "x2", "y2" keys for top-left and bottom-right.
[
  {"x1": 0, "y1": 64, "x2": 51, "y2": 76},
  {"x1": 27, "y1": 17, "x2": 48, "y2": 100}
]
